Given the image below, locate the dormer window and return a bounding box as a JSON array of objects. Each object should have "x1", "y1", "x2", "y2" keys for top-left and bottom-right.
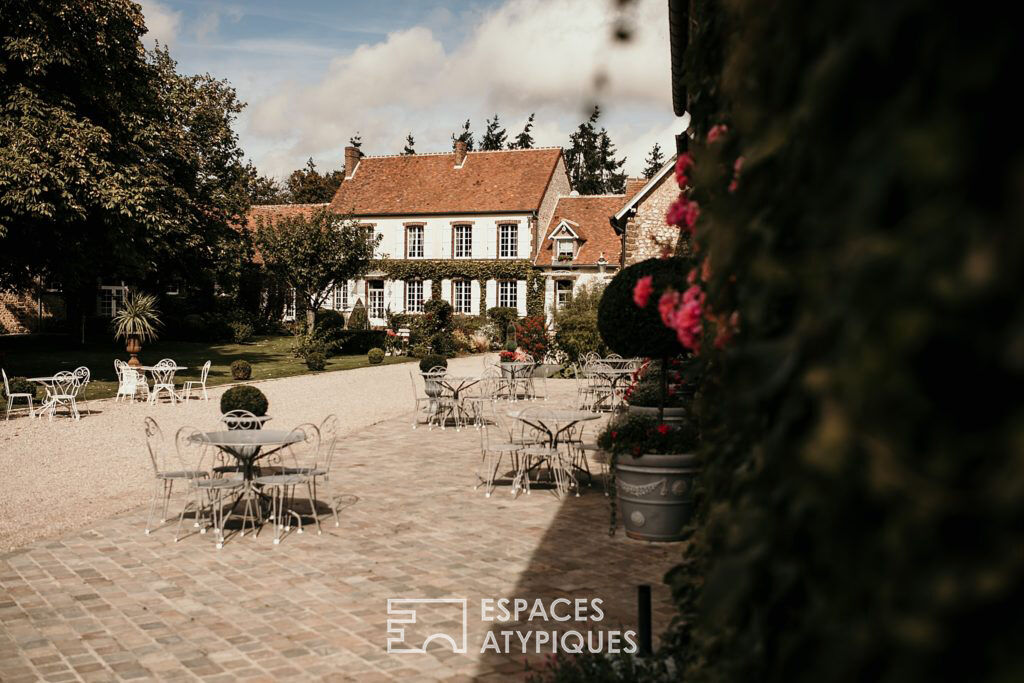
[
  {"x1": 548, "y1": 218, "x2": 581, "y2": 263},
  {"x1": 555, "y1": 238, "x2": 574, "y2": 261}
]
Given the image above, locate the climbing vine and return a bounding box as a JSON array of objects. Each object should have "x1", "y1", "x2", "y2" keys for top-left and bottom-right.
[{"x1": 371, "y1": 259, "x2": 545, "y2": 316}]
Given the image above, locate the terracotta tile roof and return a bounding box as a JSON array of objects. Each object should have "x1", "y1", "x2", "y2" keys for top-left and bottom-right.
[
  {"x1": 328, "y1": 148, "x2": 563, "y2": 216},
  {"x1": 242, "y1": 203, "x2": 328, "y2": 264},
  {"x1": 537, "y1": 195, "x2": 627, "y2": 267}
]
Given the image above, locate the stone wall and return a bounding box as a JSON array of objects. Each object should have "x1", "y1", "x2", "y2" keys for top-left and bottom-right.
[
  {"x1": 0, "y1": 290, "x2": 66, "y2": 334},
  {"x1": 535, "y1": 156, "x2": 572, "y2": 258},
  {"x1": 622, "y1": 172, "x2": 683, "y2": 265}
]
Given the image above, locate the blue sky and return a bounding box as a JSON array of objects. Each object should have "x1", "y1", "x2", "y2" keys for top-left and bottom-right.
[{"x1": 140, "y1": 0, "x2": 684, "y2": 179}]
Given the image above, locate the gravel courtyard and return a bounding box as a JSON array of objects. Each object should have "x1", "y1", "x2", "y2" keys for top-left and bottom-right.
[
  {"x1": 0, "y1": 356, "x2": 683, "y2": 680},
  {"x1": 0, "y1": 355, "x2": 483, "y2": 552}
]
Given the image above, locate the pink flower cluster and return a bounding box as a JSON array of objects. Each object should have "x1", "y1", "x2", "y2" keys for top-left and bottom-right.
[
  {"x1": 658, "y1": 285, "x2": 705, "y2": 352},
  {"x1": 666, "y1": 198, "x2": 700, "y2": 233},
  {"x1": 632, "y1": 275, "x2": 654, "y2": 308},
  {"x1": 674, "y1": 153, "x2": 693, "y2": 188},
  {"x1": 707, "y1": 124, "x2": 729, "y2": 143}
]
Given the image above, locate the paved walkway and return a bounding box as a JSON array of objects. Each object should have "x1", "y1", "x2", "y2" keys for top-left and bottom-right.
[{"x1": 0, "y1": 382, "x2": 684, "y2": 681}]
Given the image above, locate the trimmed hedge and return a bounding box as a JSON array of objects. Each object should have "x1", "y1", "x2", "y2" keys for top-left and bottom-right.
[
  {"x1": 337, "y1": 330, "x2": 387, "y2": 355},
  {"x1": 597, "y1": 258, "x2": 691, "y2": 359},
  {"x1": 229, "y1": 359, "x2": 251, "y2": 380},
  {"x1": 220, "y1": 385, "x2": 268, "y2": 416}
]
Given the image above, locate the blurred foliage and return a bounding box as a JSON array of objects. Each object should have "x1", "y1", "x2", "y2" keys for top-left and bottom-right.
[
  {"x1": 552, "y1": 284, "x2": 607, "y2": 364},
  {"x1": 659, "y1": 1, "x2": 1024, "y2": 682}
]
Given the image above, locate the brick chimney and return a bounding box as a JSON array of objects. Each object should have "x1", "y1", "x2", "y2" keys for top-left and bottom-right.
[
  {"x1": 344, "y1": 146, "x2": 360, "y2": 178},
  {"x1": 454, "y1": 140, "x2": 467, "y2": 167},
  {"x1": 625, "y1": 177, "x2": 646, "y2": 198}
]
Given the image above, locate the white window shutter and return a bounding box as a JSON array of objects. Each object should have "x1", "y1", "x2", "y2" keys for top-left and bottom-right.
[{"x1": 517, "y1": 280, "x2": 527, "y2": 316}]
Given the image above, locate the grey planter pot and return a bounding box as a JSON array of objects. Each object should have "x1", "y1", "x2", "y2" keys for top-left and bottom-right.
[
  {"x1": 421, "y1": 373, "x2": 444, "y2": 398},
  {"x1": 615, "y1": 452, "x2": 699, "y2": 542},
  {"x1": 626, "y1": 405, "x2": 687, "y2": 422}
]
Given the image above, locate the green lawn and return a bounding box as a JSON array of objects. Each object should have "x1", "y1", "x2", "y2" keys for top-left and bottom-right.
[{"x1": 0, "y1": 335, "x2": 413, "y2": 401}]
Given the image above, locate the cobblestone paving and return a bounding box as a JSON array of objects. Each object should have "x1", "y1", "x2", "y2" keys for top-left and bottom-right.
[{"x1": 0, "y1": 383, "x2": 684, "y2": 681}]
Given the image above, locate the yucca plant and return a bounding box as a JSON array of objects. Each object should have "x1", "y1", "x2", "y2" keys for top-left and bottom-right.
[
  {"x1": 111, "y1": 292, "x2": 162, "y2": 342},
  {"x1": 111, "y1": 292, "x2": 162, "y2": 366}
]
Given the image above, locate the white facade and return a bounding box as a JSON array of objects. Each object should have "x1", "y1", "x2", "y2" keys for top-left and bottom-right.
[{"x1": 325, "y1": 213, "x2": 534, "y2": 325}]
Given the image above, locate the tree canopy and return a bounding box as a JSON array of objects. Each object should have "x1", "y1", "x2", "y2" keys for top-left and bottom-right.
[
  {"x1": 642, "y1": 142, "x2": 666, "y2": 179},
  {"x1": 254, "y1": 208, "x2": 379, "y2": 327},
  {"x1": 509, "y1": 113, "x2": 536, "y2": 149},
  {"x1": 451, "y1": 119, "x2": 475, "y2": 151},
  {"x1": 0, "y1": 0, "x2": 252, "y2": 304},
  {"x1": 480, "y1": 114, "x2": 508, "y2": 150},
  {"x1": 563, "y1": 106, "x2": 627, "y2": 194},
  {"x1": 284, "y1": 158, "x2": 343, "y2": 204}
]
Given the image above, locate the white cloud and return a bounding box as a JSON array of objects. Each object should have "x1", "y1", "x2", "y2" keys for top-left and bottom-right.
[
  {"x1": 244, "y1": 0, "x2": 677, "y2": 178},
  {"x1": 138, "y1": 0, "x2": 181, "y2": 47}
]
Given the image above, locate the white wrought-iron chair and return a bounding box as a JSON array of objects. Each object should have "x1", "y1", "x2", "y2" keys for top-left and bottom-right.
[
  {"x1": 422, "y1": 367, "x2": 461, "y2": 430},
  {"x1": 410, "y1": 371, "x2": 435, "y2": 429},
  {"x1": 42, "y1": 371, "x2": 81, "y2": 421},
  {"x1": 3, "y1": 368, "x2": 34, "y2": 420},
  {"x1": 475, "y1": 400, "x2": 524, "y2": 497},
  {"x1": 149, "y1": 358, "x2": 179, "y2": 404},
  {"x1": 254, "y1": 424, "x2": 321, "y2": 544},
  {"x1": 143, "y1": 417, "x2": 207, "y2": 534},
  {"x1": 281, "y1": 415, "x2": 341, "y2": 527},
  {"x1": 510, "y1": 406, "x2": 567, "y2": 497},
  {"x1": 115, "y1": 360, "x2": 149, "y2": 402},
  {"x1": 173, "y1": 426, "x2": 248, "y2": 549},
  {"x1": 72, "y1": 366, "x2": 91, "y2": 415},
  {"x1": 181, "y1": 360, "x2": 211, "y2": 401}
]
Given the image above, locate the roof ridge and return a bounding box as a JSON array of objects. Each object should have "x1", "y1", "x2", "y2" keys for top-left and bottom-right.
[
  {"x1": 356, "y1": 147, "x2": 562, "y2": 160},
  {"x1": 250, "y1": 202, "x2": 329, "y2": 208}
]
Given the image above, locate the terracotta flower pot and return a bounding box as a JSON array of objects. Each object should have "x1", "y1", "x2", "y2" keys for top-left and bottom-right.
[{"x1": 125, "y1": 335, "x2": 142, "y2": 367}]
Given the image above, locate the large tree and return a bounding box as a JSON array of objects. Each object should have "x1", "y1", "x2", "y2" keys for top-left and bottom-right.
[
  {"x1": 254, "y1": 208, "x2": 379, "y2": 328},
  {"x1": 0, "y1": 1, "x2": 252, "y2": 325},
  {"x1": 563, "y1": 106, "x2": 627, "y2": 194},
  {"x1": 509, "y1": 113, "x2": 536, "y2": 149},
  {"x1": 285, "y1": 158, "x2": 343, "y2": 204},
  {"x1": 480, "y1": 114, "x2": 508, "y2": 150}
]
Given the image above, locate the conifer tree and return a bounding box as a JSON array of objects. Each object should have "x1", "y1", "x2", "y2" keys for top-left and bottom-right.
[
  {"x1": 480, "y1": 114, "x2": 508, "y2": 150},
  {"x1": 509, "y1": 113, "x2": 536, "y2": 149},
  {"x1": 450, "y1": 119, "x2": 475, "y2": 151},
  {"x1": 642, "y1": 141, "x2": 666, "y2": 179},
  {"x1": 563, "y1": 106, "x2": 627, "y2": 194}
]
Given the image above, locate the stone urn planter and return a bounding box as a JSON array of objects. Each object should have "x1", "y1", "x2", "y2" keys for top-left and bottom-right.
[
  {"x1": 615, "y1": 452, "x2": 699, "y2": 542},
  {"x1": 421, "y1": 372, "x2": 445, "y2": 398},
  {"x1": 626, "y1": 405, "x2": 688, "y2": 422},
  {"x1": 125, "y1": 334, "x2": 143, "y2": 367}
]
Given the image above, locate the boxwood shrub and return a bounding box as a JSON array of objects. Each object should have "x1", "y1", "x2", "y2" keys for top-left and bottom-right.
[
  {"x1": 418, "y1": 355, "x2": 448, "y2": 373},
  {"x1": 230, "y1": 359, "x2": 252, "y2": 380},
  {"x1": 597, "y1": 257, "x2": 691, "y2": 359},
  {"x1": 367, "y1": 347, "x2": 385, "y2": 364},
  {"x1": 220, "y1": 385, "x2": 268, "y2": 416}
]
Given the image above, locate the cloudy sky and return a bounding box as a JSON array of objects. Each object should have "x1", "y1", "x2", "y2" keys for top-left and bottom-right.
[{"x1": 139, "y1": 0, "x2": 683, "y2": 180}]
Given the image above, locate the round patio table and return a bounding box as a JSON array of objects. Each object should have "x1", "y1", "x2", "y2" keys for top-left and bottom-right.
[
  {"x1": 505, "y1": 408, "x2": 600, "y2": 497},
  {"x1": 585, "y1": 366, "x2": 635, "y2": 410},
  {"x1": 27, "y1": 376, "x2": 61, "y2": 418},
  {"x1": 193, "y1": 429, "x2": 302, "y2": 481},
  {"x1": 499, "y1": 361, "x2": 537, "y2": 400}
]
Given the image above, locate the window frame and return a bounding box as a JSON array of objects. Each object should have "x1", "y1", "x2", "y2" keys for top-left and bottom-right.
[
  {"x1": 367, "y1": 280, "x2": 385, "y2": 320},
  {"x1": 405, "y1": 279, "x2": 424, "y2": 313},
  {"x1": 452, "y1": 224, "x2": 473, "y2": 259},
  {"x1": 555, "y1": 279, "x2": 573, "y2": 308},
  {"x1": 405, "y1": 224, "x2": 425, "y2": 259},
  {"x1": 497, "y1": 279, "x2": 518, "y2": 309},
  {"x1": 333, "y1": 282, "x2": 348, "y2": 310},
  {"x1": 498, "y1": 223, "x2": 519, "y2": 259},
  {"x1": 452, "y1": 279, "x2": 472, "y2": 314}
]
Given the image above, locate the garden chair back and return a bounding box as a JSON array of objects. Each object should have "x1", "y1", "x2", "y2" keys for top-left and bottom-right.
[
  {"x1": 220, "y1": 409, "x2": 263, "y2": 430},
  {"x1": 182, "y1": 360, "x2": 211, "y2": 401},
  {"x1": 3, "y1": 368, "x2": 35, "y2": 420}
]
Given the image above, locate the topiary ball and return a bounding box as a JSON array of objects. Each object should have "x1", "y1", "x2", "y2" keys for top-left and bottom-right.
[
  {"x1": 419, "y1": 354, "x2": 448, "y2": 373},
  {"x1": 220, "y1": 385, "x2": 268, "y2": 416},
  {"x1": 230, "y1": 359, "x2": 252, "y2": 380},
  {"x1": 598, "y1": 257, "x2": 692, "y2": 358},
  {"x1": 367, "y1": 347, "x2": 385, "y2": 364},
  {"x1": 305, "y1": 352, "x2": 327, "y2": 371}
]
